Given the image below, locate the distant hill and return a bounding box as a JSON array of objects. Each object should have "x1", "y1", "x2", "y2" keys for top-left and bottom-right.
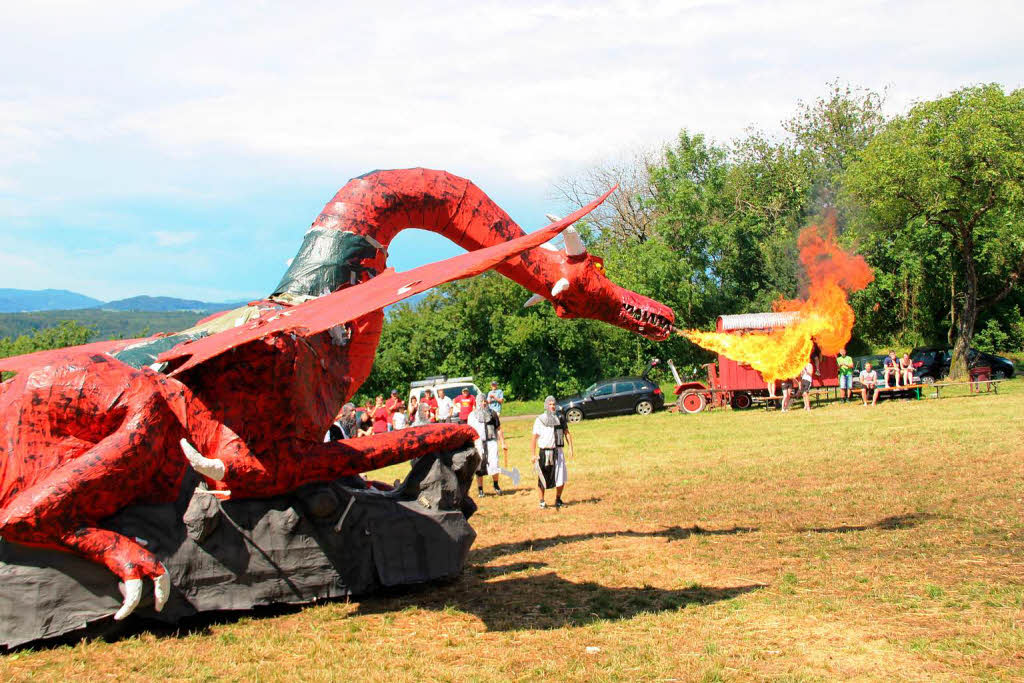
[
  {"x1": 0, "y1": 288, "x2": 103, "y2": 313},
  {"x1": 101, "y1": 296, "x2": 245, "y2": 313},
  {"x1": 0, "y1": 309, "x2": 214, "y2": 341}
]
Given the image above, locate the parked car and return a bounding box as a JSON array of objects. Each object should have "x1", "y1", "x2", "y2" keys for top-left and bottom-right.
[
  {"x1": 557, "y1": 377, "x2": 664, "y2": 422},
  {"x1": 968, "y1": 349, "x2": 1015, "y2": 379},
  {"x1": 910, "y1": 346, "x2": 1015, "y2": 381},
  {"x1": 909, "y1": 347, "x2": 949, "y2": 383}
]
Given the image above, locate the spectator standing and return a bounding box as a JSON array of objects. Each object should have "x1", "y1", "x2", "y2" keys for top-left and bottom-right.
[
  {"x1": 779, "y1": 378, "x2": 794, "y2": 412},
  {"x1": 836, "y1": 348, "x2": 854, "y2": 402},
  {"x1": 435, "y1": 389, "x2": 455, "y2": 423},
  {"x1": 421, "y1": 389, "x2": 438, "y2": 422},
  {"x1": 860, "y1": 362, "x2": 879, "y2": 405},
  {"x1": 799, "y1": 362, "x2": 814, "y2": 411},
  {"x1": 407, "y1": 396, "x2": 419, "y2": 424},
  {"x1": 371, "y1": 396, "x2": 389, "y2": 434},
  {"x1": 413, "y1": 399, "x2": 432, "y2": 426},
  {"x1": 453, "y1": 387, "x2": 476, "y2": 424},
  {"x1": 356, "y1": 410, "x2": 374, "y2": 437},
  {"x1": 384, "y1": 390, "x2": 403, "y2": 431},
  {"x1": 530, "y1": 396, "x2": 572, "y2": 509},
  {"x1": 486, "y1": 381, "x2": 505, "y2": 414},
  {"x1": 391, "y1": 405, "x2": 407, "y2": 430}
]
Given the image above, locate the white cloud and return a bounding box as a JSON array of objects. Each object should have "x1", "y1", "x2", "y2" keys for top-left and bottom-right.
[
  {"x1": 3, "y1": 1, "x2": 1021, "y2": 191},
  {"x1": 0, "y1": 0, "x2": 1022, "y2": 297}
]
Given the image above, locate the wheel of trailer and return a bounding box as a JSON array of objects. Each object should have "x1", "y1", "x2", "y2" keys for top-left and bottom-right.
[
  {"x1": 565, "y1": 407, "x2": 584, "y2": 423},
  {"x1": 635, "y1": 400, "x2": 654, "y2": 415},
  {"x1": 730, "y1": 392, "x2": 753, "y2": 410},
  {"x1": 678, "y1": 391, "x2": 706, "y2": 414}
]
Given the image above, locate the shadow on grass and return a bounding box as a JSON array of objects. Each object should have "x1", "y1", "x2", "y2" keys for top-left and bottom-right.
[
  {"x1": 472, "y1": 524, "x2": 757, "y2": 563},
  {"x1": 353, "y1": 569, "x2": 765, "y2": 631},
  {"x1": 7, "y1": 527, "x2": 760, "y2": 649},
  {"x1": 799, "y1": 512, "x2": 937, "y2": 534}
]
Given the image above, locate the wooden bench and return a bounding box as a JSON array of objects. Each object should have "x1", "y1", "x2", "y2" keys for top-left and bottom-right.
[
  {"x1": 928, "y1": 378, "x2": 1004, "y2": 398},
  {"x1": 752, "y1": 387, "x2": 839, "y2": 409}
]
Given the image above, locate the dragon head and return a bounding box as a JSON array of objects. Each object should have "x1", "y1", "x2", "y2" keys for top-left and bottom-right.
[{"x1": 524, "y1": 226, "x2": 675, "y2": 341}]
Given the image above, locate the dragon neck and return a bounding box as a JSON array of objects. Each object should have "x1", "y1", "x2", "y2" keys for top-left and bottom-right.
[{"x1": 273, "y1": 168, "x2": 553, "y2": 299}]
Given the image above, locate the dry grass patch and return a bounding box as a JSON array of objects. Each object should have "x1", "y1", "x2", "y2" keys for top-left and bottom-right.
[{"x1": 2, "y1": 383, "x2": 1022, "y2": 680}]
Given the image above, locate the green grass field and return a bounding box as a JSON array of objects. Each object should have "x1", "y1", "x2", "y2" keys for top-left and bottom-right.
[{"x1": 3, "y1": 381, "x2": 1023, "y2": 680}]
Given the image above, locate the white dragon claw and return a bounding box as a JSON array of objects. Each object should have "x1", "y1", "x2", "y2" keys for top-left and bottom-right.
[
  {"x1": 154, "y1": 567, "x2": 170, "y2": 612},
  {"x1": 114, "y1": 578, "x2": 143, "y2": 621},
  {"x1": 114, "y1": 567, "x2": 171, "y2": 621},
  {"x1": 180, "y1": 438, "x2": 226, "y2": 481}
]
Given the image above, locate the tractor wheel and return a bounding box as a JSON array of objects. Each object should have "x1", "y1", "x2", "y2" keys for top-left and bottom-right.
[
  {"x1": 565, "y1": 407, "x2": 584, "y2": 423},
  {"x1": 678, "y1": 391, "x2": 707, "y2": 414},
  {"x1": 730, "y1": 392, "x2": 753, "y2": 410},
  {"x1": 635, "y1": 400, "x2": 654, "y2": 415}
]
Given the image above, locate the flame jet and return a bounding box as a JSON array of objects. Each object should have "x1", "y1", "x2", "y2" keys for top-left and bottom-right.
[{"x1": 682, "y1": 223, "x2": 873, "y2": 383}]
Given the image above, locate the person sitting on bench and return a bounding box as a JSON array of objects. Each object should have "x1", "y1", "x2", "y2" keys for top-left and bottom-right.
[
  {"x1": 899, "y1": 353, "x2": 915, "y2": 386},
  {"x1": 860, "y1": 362, "x2": 878, "y2": 406},
  {"x1": 883, "y1": 350, "x2": 901, "y2": 388}
]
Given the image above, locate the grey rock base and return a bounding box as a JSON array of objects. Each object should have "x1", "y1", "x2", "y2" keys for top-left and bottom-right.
[{"x1": 0, "y1": 445, "x2": 480, "y2": 649}]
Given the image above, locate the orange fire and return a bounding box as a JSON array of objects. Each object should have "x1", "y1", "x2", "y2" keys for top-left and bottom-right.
[{"x1": 681, "y1": 222, "x2": 874, "y2": 383}]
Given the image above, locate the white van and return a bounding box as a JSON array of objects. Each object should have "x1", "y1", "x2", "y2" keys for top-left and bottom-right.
[{"x1": 408, "y1": 375, "x2": 482, "y2": 406}]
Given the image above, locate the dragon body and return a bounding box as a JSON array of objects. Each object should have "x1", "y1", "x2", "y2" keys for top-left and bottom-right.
[{"x1": 0, "y1": 169, "x2": 673, "y2": 621}]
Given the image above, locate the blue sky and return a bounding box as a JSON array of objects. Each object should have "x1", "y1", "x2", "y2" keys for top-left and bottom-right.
[{"x1": 2, "y1": 1, "x2": 1022, "y2": 301}]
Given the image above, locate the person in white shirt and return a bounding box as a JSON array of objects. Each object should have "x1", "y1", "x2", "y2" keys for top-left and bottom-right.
[
  {"x1": 530, "y1": 396, "x2": 573, "y2": 509},
  {"x1": 435, "y1": 389, "x2": 455, "y2": 423},
  {"x1": 799, "y1": 362, "x2": 814, "y2": 411},
  {"x1": 859, "y1": 362, "x2": 878, "y2": 406}
]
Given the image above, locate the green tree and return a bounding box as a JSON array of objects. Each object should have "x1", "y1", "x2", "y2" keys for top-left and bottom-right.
[
  {"x1": 1, "y1": 320, "x2": 96, "y2": 379},
  {"x1": 845, "y1": 84, "x2": 1024, "y2": 377},
  {"x1": 784, "y1": 80, "x2": 888, "y2": 225}
]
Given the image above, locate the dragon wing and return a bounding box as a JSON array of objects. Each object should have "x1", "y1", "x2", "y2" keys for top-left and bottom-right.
[
  {"x1": 157, "y1": 189, "x2": 613, "y2": 376},
  {"x1": 0, "y1": 338, "x2": 147, "y2": 374}
]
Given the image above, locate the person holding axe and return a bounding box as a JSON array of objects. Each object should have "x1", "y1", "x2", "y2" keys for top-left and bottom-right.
[
  {"x1": 468, "y1": 398, "x2": 516, "y2": 496},
  {"x1": 531, "y1": 395, "x2": 574, "y2": 509}
]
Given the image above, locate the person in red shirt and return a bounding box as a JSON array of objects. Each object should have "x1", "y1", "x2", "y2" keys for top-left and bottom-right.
[
  {"x1": 421, "y1": 389, "x2": 438, "y2": 422},
  {"x1": 452, "y1": 387, "x2": 476, "y2": 424},
  {"x1": 371, "y1": 395, "x2": 389, "y2": 434},
  {"x1": 384, "y1": 389, "x2": 403, "y2": 431}
]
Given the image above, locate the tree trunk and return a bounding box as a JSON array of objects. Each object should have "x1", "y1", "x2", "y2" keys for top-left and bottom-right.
[
  {"x1": 949, "y1": 246, "x2": 978, "y2": 380},
  {"x1": 946, "y1": 273, "x2": 956, "y2": 346}
]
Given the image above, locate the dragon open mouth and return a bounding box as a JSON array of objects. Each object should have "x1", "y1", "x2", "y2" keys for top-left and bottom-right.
[{"x1": 619, "y1": 293, "x2": 675, "y2": 341}]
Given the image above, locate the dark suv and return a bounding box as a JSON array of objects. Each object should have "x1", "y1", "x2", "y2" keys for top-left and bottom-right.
[
  {"x1": 557, "y1": 377, "x2": 664, "y2": 422},
  {"x1": 910, "y1": 346, "x2": 1015, "y2": 381}
]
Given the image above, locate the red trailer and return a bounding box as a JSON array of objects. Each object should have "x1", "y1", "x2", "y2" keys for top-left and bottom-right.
[{"x1": 673, "y1": 312, "x2": 839, "y2": 413}]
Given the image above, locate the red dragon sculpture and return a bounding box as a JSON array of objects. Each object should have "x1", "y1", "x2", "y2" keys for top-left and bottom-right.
[{"x1": 0, "y1": 169, "x2": 674, "y2": 622}]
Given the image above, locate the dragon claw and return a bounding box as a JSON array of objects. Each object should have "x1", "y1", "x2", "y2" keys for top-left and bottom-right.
[
  {"x1": 114, "y1": 568, "x2": 170, "y2": 620},
  {"x1": 114, "y1": 578, "x2": 143, "y2": 621},
  {"x1": 180, "y1": 438, "x2": 226, "y2": 481},
  {"x1": 154, "y1": 568, "x2": 170, "y2": 612}
]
